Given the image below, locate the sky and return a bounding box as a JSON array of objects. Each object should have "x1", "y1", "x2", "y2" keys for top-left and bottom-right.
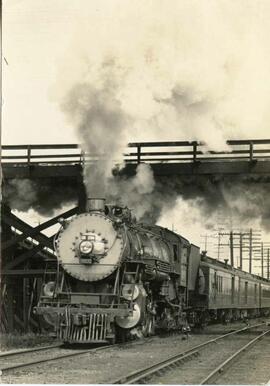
[
  {"x1": 3, "y1": 0, "x2": 79, "y2": 144},
  {"x1": 3, "y1": 0, "x2": 270, "y2": 274},
  {"x1": 3, "y1": 0, "x2": 270, "y2": 146}
]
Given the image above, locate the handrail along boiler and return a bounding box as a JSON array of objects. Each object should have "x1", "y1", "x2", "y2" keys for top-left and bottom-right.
[{"x1": 36, "y1": 198, "x2": 270, "y2": 343}]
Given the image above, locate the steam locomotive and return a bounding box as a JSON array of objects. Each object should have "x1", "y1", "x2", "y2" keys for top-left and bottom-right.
[{"x1": 35, "y1": 198, "x2": 270, "y2": 343}]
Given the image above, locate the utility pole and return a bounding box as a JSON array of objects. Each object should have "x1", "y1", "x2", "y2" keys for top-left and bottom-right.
[
  {"x1": 261, "y1": 242, "x2": 264, "y2": 278},
  {"x1": 239, "y1": 232, "x2": 243, "y2": 270},
  {"x1": 200, "y1": 233, "x2": 218, "y2": 255},
  {"x1": 218, "y1": 230, "x2": 252, "y2": 269},
  {"x1": 253, "y1": 241, "x2": 270, "y2": 277},
  {"x1": 217, "y1": 232, "x2": 221, "y2": 260},
  {"x1": 229, "y1": 231, "x2": 234, "y2": 267},
  {"x1": 213, "y1": 227, "x2": 261, "y2": 273},
  {"x1": 249, "y1": 228, "x2": 253, "y2": 274},
  {"x1": 267, "y1": 248, "x2": 270, "y2": 280}
]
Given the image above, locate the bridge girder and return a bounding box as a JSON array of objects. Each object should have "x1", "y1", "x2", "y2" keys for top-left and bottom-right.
[{"x1": 0, "y1": 205, "x2": 79, "y2": 333}]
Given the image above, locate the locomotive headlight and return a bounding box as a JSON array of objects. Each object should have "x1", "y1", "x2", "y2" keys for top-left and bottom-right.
[{"x1": 79, "y1": 240, "x2": 93, "y2": 255}]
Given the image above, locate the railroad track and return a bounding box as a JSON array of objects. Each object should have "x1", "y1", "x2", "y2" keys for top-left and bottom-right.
[
  {"x1": 200, "y1": 328, "x2": 270, "y2": 384},
  {"x1": 0, "y1": 342, "x2": 63, "y2": 358},
  {"x1": 0, "y1": 336, "x2": 154, "y2": 377},
  {"x1": 112, "y1": 321, "x2": 269, "y2": 384},
  {"x1": 0, "y1": 342, "x2": 111, "y2": 375}
]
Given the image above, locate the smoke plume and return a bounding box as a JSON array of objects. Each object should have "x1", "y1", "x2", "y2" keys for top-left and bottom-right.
[
  {"x1": 53, "y1": 1, "x2": 270, "y2": 244},
  {"x1": 153, "y1": 175, "x2": 270, "y2": 241},
  {"x1": 61, "y1": 80, "x2": 131, "y2": 197},
  {"x1": 55, "y1": 1, "x2": 270, "y2": 145},
  {"x1": 108, "y1": 163, "x2": 161, "y2": 221},
  {"x1": 3, "y1": 178, "x2": 77, "y2": 216}
]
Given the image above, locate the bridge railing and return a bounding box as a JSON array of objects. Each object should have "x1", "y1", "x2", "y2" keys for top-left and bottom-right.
[
  {"x1": 126, "y1": 139, "x2": 270, "y2": 164},
  {"x1": 2, "y1": 139, "x2": 270, "y2": 165},
  {"x1": 1, "y1": 144, "x2": 82, "y2": 165}
]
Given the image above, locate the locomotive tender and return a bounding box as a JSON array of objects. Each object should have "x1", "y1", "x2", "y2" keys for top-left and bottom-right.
[{"x1": 36, "y1": 198, "x2": 270, "y2": 343}]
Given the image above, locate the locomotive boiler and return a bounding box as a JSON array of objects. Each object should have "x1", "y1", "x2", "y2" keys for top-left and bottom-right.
[{"x1": 36, "y1": 198, "x2": 201, "y2": 343}]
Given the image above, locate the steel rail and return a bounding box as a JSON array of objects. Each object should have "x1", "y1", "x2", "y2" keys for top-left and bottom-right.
[
  {"x1": 113, "y1": 350, "x2": 200, "y2": 384},
  {"x1": 200, "y1": 328, "x2": 270, "y2": 385},
  {"x1": 0, "y1": 343, "x2": 62, "y2": 358},
  {"x1": 0, "y1": 344, "x2": 112, "y2": 375},
  {"x1": 0, "y1": 337, "x2": 152, "y2": 376},
  {"x1": 111, "y1": 322, "x2": 267, "y2": 384}
]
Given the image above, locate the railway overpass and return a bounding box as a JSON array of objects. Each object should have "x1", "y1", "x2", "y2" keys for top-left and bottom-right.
[{"x1": 2, "y1": 139, "x2": 270, "y2": 180}]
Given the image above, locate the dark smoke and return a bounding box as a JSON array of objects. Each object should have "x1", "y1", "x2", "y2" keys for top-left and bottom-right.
[
  {"x1": 162, "y1": 176, "x2": 270, "y2": 232},
  {"x1": 3, "y1": 178, "x2": 77, "y2": 216},
  {"x1": 108, "y1": 170, "x2": 270, "y2": 232},
  {"x1": 5, "y1": 171, "x2": 270, "y2": 236}
]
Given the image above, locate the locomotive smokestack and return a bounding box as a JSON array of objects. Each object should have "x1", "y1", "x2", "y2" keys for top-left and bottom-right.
[{"x1": 86, "y1": 198, "x2": 105, "y2": 212}]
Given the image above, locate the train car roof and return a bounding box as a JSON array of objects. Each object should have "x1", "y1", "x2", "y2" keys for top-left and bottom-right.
[{"x1": 201, "y1": 254, "x2": 270, "y2": 284}]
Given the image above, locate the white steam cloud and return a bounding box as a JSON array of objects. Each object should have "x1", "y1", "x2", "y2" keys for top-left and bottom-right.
[
  {"x1": 109, "y1": 163, "x2": 156, "y2": 220},
  {"x1": 61, "y1": 80, "x2": 130, "y2": 196},
  {"x1": 54, "y1": 1, "x2": 270, "y2": 244},
  {"x1": 55, "y1": 0, "x2": 270, "y2": 148}
]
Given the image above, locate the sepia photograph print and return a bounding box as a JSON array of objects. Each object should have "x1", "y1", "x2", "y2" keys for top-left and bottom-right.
[{"x1": 1, "y1": 0, "x2": 270, "y2": 384}]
